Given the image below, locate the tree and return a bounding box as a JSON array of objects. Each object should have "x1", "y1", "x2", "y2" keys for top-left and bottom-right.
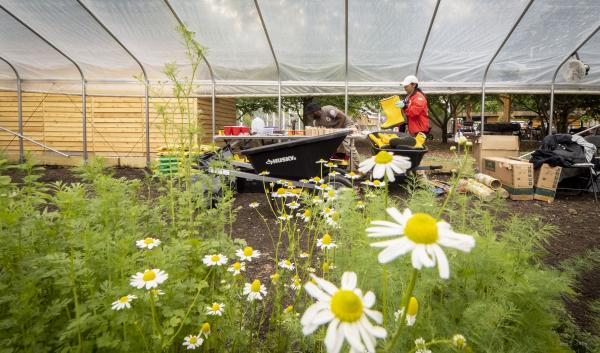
[
  {"x1": 235, "y1": 97, "x2": 277, "y2": 121},
  {"x1": 428, "y1": 95, "x2": 469, "y2": 143}
]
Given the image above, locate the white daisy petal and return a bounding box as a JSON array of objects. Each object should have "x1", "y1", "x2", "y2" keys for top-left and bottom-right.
[
  {"x1": 311, "y1": 275, "x2": 339, "y2": 296},
  {"x1": 341, "y1": 272, "x2": 357, "y2": 290},
  {"x1": 372, "y1": 164, "x2": 385, "y2": 180},
  {"x1": 377, "y1": 239, "x2": 415, "y2": 264},
  {"x1": 415, "y1": 245, "x2": 435, "y2": 268},
  {"x1": 364, "y1": 309, "x2": 383, "y2": 324},
  {"x1": 342, "y1": 322, "x2": 365, "y2": 353},
  {"x1": 431, "y1": 244, "x2": 450, "y2": 279},
  {"x1": 362, "y1": 291, "x2": 376, "y2": 309},
  {"x1": 385, "y1": 165, "x2": 396, "y2": 182},
  {"x1": 358, "y1": 320, "x2": 376, "y2": 353},
  {"x1": 301, "y1": 302, "x2": 329, "y2": 326},
  {"x1": 325, "y1": 319, "x2": 340, "y2": 352},
  {"x1": 304, "y1": 282, "x2": 331, "y2": 302}
]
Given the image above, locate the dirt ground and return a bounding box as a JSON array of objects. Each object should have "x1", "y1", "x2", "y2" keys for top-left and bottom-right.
[{"x1": 3, "y1": 139, "x2": 599, "y2": 336}]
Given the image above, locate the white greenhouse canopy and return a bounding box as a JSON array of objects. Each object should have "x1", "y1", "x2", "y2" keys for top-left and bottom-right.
[{"x1": 0, "y1": 0, "x2": 600, "y2": 97}]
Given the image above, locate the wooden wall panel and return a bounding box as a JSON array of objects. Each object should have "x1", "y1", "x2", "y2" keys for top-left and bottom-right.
[{"x1": 0, "y1": 92, "x2": 237, "y2": 163}]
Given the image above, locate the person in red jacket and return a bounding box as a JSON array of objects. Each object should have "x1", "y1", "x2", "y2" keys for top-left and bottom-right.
[{"x1": 395, "y1": 75, "x2": 430, "y2": 136}]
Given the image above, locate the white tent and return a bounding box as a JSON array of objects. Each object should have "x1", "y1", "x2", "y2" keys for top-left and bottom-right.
[{"x1": 0, "y1": 0, "x2": 599, "y2": 162}]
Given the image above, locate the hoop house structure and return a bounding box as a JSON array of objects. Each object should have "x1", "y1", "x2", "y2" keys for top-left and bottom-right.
[{"x1": 0, "y1": 0, "x2": 599, "y2": 164}]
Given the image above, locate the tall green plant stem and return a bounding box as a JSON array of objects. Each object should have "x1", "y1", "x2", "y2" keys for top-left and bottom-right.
[{"x1": 386, "y1": 269, "x2": 418, "y2": 352}]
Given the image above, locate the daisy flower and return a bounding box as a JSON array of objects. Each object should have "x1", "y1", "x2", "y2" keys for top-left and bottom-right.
[
  {"x1": 203, "y1": 254, "x2": 228, "y2": 267},
  {"x1": 290, "y1": 275, "x2": 302, "y2": 291},
  {"x1": 286, "y1": 201, "x2": 301, "y2": 209},
  {"x1": 329, "y1": 170, "x2": 340, "y2": 176},
  {"x1": 130, "y1": 269, "x2": 168, "y2": 290},
  {"x1": 278, "y1": 259, "x2": 295, "y2": 271},
  {"x1": 321, "y1": 207, "x2": 335, "y2": 217},
  {"x1": 325, "y1": 162, "x2": 337, "y2": 168},
  {"x1": 457, "y1": 135, "x2": 468, "y2": 145},
  {"x1": 236, "y1": 246, "x2": 261, "y2": 262},
  {"x1": 200, "y1": 322, "x2": 211, "y2": 338},
  {"x1": 136, "y1": 237, "x2": 161, "y2": 249},
  {"x1": 249, "y1": 202, "x2": 259, "y2": 208},
  {"x1": 449, "y1": 145, "x2": 457, "y2": 151},
  {"x1": 206, "y1": 302, "x2": 225, "y2": 316},
  {"x1": 317, "y1": 183, "x2": 330, "y2": 192},
  {"x1": 326, "y1": 212, "x2": 341, "y2": 228},
  {"x1": 317, "y1": 233, "x2": 337, "y2": 250},
  {"x1": 312, "y1": 196, "x2": 324, "y2": 205},
  {"x1": 324, "y1": 189, "x2": 337, "y2": 200},
  {"x1": 277, "y1": 214, "x2": 293, "y2": 221},
  {"x1": 358, "y1": 150, "x2": 411, "y2": 182},
  {"x1": 362, "y1": 179, "x2": 386, "y2": 188},
  {"x1": 227, "y1": 261, "x2": 246, "y2": 275},
  {"x1": 345, "y1": 171, "x2": 361, "y2": 180},
  {"x1": 301, "y1": 272, "x2": 387, "y2": 353},
  {"x1": 258, "y1": 170, "x2": 270, "y2": 176},
  {"x1": 356, "y1": 201, "x2": 366, "y2": 210},
  {"x1": 366, "y1": 208, "x2": 475, "y2": 279},
  {"x1": 393, "y1": 296, "x2": 419, "y2": 326},
  {"x1": 316, "y1": 159, "x2": 327, "y2": 164},
  {"x1": 300, "y1": 178, "x2": 309, "y2": 183},
  {"x1": 183, "y1": 334, "x2": 203, "y2": 350},
  {"x1": 453, "y1": 334, "x2": 467, "y2": 349},
  {"x1": 297, "y1": 209, "x2": 312, "y2": 222},
  {"x1": 284, "y1": 305, "x2": 295, "y2": 314},
  {"x1": 270, "y1": 272, "x2": 281, "y2": 283},
  {"x1": 111, "y1": 294, "x2": 137, "y2": 311},
  {"x1": 244, "y1": 279, "x2": 267, "y2": 301},
  {"x1": 299, "y1": 251, "x2": 310, "y2": 258},
  {"x1": 272, "y1": 187, "x2": 290, "y2": 198},
  {"x1": 309, "y1": 176, "x2": 324, "y2": 184},
  {"x1": 149, "y1": 289, "x2": 165, "y2": 298},
  {"x1": 415, "y1": 338, "x2": 426, "y2": 348}
]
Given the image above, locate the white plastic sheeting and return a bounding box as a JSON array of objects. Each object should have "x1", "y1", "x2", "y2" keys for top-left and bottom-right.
[{"x1": 0, "y1": 0, "x2": 599, "y2": 96}]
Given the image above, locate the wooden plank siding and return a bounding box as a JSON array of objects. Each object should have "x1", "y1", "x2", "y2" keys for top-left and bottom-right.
[{"x1": 0, "y1": 91, "x2": 236, "y2": 164}]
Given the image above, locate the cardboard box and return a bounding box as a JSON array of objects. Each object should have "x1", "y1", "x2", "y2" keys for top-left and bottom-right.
[
  {"x1": 533, "y1": 164, "x2": 562, "y2": 202},
  {"x1": 473, "y1": 135, "x2": 519, "y2": 172},
  {"x1": 482, "y1": 157, "x2": 534, "y2": 200}
]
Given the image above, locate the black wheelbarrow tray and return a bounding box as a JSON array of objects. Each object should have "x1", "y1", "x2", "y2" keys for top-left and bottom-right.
[
  {"x1": 207, "y1": 130, "x2": 354, "y2": 190},
  {"x1": 368, "y1": 131, "x2": 441, "y2": 178}
]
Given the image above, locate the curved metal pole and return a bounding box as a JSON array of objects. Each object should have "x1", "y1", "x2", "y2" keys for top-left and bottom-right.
[
  {"x1": 0, "y1": 5, "x2": 88, "y2": 160},
  {"x1": 344, "y1": 0, "x2": 349, "y2": 115},
  {"x1": 75, "y1": 0, "x2": 151, "y2": 165},
  {"x1": 480, "y1": 0, "x2": 534, "y2": 135},
  {"x1": 162, "y1": 0, "x2": 218, "y2": 140},
  {"x1": 0, "y1": 56, "x2": 23, "y2": 162},
  {"x1": 254, "y1": 0, "x2": 282, "y2": 127},
  {"x1": 415, "y1": 0, "x2": 441, "y2": 77},
  {"x1": 549, "y1": 25, "x2": 600, "y2": 136}
]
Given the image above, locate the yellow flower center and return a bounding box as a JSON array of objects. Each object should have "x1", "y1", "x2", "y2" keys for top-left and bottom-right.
[
  {"x1": 373, "y1": 180, "x2": 381, "y2": 186},
  {"x1": 319, "y1": 184, "x2": 328, "y2": 190},
  {"x1": 407, "y1": 296, "x2": 419, "y2": 316},
  {"x1": 322, "y1": 234, "x2": 332, "y2": 245},
  {"x1": 276, "y1": 188, "x2": 286, "y2": 195},
  {"x1": 326, "y1": 162, "x2": 335, "y2": 167},
  {"x1": 374, "y1": 151, "x2": 393, "y2": 164},
  {"x1": 331, "y1": 212, "x2": 340, "y2": 221},
  {"x1": 285, "y1": 260, "x2": 291, "y2": 267},
  {"x1": 211, "y1": 255, "x2": 220, "y2": 262},
  {"x1": 271, "y1": 273, "x2": 280, "y2": 282},
  {"x1": 250, "y1": 279, "x2": 262, "y2": 292},
  {"x1": 118, "y1": 296, "x2": 129, "y2": 303},
  {"x1": 348, "y1": 172, "x2": 356, "y2": 177},
  {"x1": 211, "y1": 303, "x2": 220, "y2": 311},
  {"x1": 201, "y1": 322, "x2": 210, "y2": 334},
  {"x1": 314, "y1": 176, "x2": 321, "y2": 182},
  {"x1": 327, "y1": 190, "x2": 335, "y2": 198},
  {"x1": 330, "y1": 290, "x2": 363, "y2": 322},
  {"x1": 404, "y1": 213, "x2": 439, "y2": 244},
  {"x1": 233, "y1": 262, "x2": 242, "y2": 270},
  {"x1": 324, "y1": 207, "x2": 331, "y2": 214},
  {"x1": 322, "y1": 262, "x2": 330, "y2": 273},
  {"x1": 284, "y1": 305, "x2": 294, "y2": 313},
  {"x1": 243, "y1": 247, "x2": 253, "y2": 257},
  {"x1": 304, "y1": 210, "x2": 312, "y2": 217},
  {"x1": 142, "y1": 270, "x2": 156, "y2": 282},
  {"x1": 292, "y1": 188, "x2": 301, "y2": 194},
  {"x1": 143, "y1": 238, "x2": 154, "y2": 244},
  {"x1": 189, "y1": 336, "x2": 198, "y2": 344}
]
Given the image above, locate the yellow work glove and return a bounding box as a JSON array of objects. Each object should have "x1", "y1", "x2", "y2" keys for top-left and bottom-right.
[
  {"x1": 414, "y1": 132, "x2": 426, "y2": 148},
  {"x1": 369, "y1": 134, "x2": 385, "y2": 148}
]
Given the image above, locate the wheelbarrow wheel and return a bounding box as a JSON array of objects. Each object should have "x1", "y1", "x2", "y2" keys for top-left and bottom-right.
[{"x1": 328, "y1": 175, "x2": 353, "y2": 189}]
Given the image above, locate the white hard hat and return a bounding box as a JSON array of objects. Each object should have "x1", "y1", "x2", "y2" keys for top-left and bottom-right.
[{"x1": 402, "y1": 75, "x2": 419, "y2": 86}]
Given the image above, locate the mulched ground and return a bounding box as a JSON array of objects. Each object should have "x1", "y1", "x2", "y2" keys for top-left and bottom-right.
[{"x1": 3, "y1": 139, "x2": 599, "y2": 336}]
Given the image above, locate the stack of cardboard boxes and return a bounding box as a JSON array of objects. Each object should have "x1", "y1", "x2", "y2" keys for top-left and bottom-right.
[{"x1": 474, "y1": 135, "x2": 562, "y2": 202}]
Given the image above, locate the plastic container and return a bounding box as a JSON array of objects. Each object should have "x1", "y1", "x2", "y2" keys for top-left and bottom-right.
[
  {"x1": 379, "y1": 95, "x2": 405, "y2": 125},
  {"x1": 241, "y1": 130, "x2": 349, "y2": 179}
]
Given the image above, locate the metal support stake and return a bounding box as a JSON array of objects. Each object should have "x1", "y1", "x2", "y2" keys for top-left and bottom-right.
[
  {"x1": 254, "y1": 0, "x2": 282, "y2": 126},
  {"x1": 344, "y1": 0, "x2": 349, "y2": 115},
  {"x1": 212, "y1": 81, "x2": 216, "y2": 141},
  {"x1": 415, "y1": 0, "x2": 441, "y2": 77},
  {"x1": 549, "y1": 25, "x2": 600, "y2": 136},
  {"x1": 480, "y1": 0, "x2": 534, "y2": 135},
  {"x1": 1, "y1": 5, "x2": 86, "y2": 159},
  {"x1": 0, "y1": 56, "x2": 23, "y2": 161}
]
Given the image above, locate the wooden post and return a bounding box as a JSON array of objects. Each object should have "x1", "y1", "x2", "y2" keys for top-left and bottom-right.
[{"x1": 500, "y1": 94, "x2": 511, "y2": 122}]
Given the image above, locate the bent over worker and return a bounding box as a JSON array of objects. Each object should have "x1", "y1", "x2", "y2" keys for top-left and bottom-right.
[{"x1": 303, "y1": 102, "x2": 361, "y2": 169}]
